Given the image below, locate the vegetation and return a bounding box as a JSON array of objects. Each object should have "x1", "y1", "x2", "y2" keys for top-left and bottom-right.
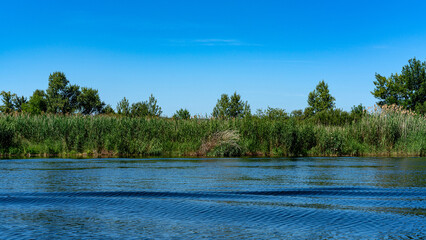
[
  {"x1": 212, "y1": 92, "x2": 250, "y2": 119},
  {"x1": 307, "y1": 80, "x2": 336, "y2": 115},
  {"x1": 0, "y1": 58, "x2": 425, "y2": 157},
  {"x1": 0, "y1": 106, "x2": 423, "y2": 157},
  {"x1": 372, "y1": 58, "x2": 426, "y2": 114},
  {"x1": 173, "y1": 108, "x2": 191, "y2": 120}
]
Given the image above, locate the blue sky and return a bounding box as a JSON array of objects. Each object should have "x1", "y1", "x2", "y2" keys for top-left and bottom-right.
[{"x1": 1, "y1": 0, "x2": 426, "y2": 116}]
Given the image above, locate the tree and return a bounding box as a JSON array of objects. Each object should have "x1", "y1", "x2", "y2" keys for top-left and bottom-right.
[
  {"x1": 116, "y1": 97, "x2": 130, "y2": 116},
  {"x1": 78, "y1": 87, "x2": 105, "y2": 115},
  {"x1": 212, "y1": 94, "x2": 230, "y2": 118},
  {"x1": 12, "y1": 95, "x2": 27, "y2": 112},
  {"x1": 0, "y1": 91, "x2": 16, "y2": 113},
  {"x1": 131, "y1": 102, "x2": 149, "y2": 117},
  {"x1": 102, "y1": 104, "x2": 115, "y2": 115},
  {"x1": 173, "y1": 108, "x2": 191, "y2": 120},
  {"x1": 350, "y1": 104, "x2": 366, "y2": 122},
  {"x1": 371, "y1": 57, "x2": 426, "y2": 113},
  {"x1": 212, "y1": 92, "x2": 250, "y2": 118},
  {"x1": 228, "y1": 92, "x2": 244, "y2": 118},
  {"x1": 147, "y1": 94, "x2": 162, "y2": 117},
  {"x1": 256, "y1": 107, "x2": 288, "y2": 120},
  {"x1": 46, "y1": 72, "x2": 80, "y2": 114},
  {"x1": 307, "y1": 80, "x2": 336, "y2": 114},
  {"x1": 23, "y1": 90, "x2": 48, "y2": 114}
]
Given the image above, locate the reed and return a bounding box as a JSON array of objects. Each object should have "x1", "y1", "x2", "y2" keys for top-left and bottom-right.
[{"x1": 0, "y1": 106, "x2": 424, "y2": 157}]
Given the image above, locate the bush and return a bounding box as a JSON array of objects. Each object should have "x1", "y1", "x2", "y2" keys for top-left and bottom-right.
[{"x1": 0, "y1": 120, "x2": 14, "y2": 152}]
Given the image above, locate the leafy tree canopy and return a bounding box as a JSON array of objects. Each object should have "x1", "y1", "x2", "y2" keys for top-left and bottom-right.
[
  {"x1": 371, "y1": 57, "x2": 426, "y2": 114},
  {"x1": 102, "y1": 104, "x2": 115, "y2": 115},
  {"x1": 173, "y1": 108, "x2": 191, "y2": 120},
  {"x1": 307, "y1": 80, "x2": 336, "y2": 115},
  {"x1": 23, "y1": 90, "x2": 48, "y2": 114},
  {"x1": 212, "y1": 92, "x2": 250, "y2": 118},
  {"x1": 46, "y1": 72, "x2": 80, "y2": 114},
  {"x1": 131, "y1": 102, "x2": 149, "y2": 117},
  {"x1": 0, "y1": 91, "x2": 16, "y2": 113},
  {"x1": 117, "y1": 97, "x2": 130, "y2": 116},
  {"x1": 147, "y1": 94, "x2": 162, "y2": 117},
  {"x1": 78, "y1": 87, "x2": 105, "y2": 115},
  {"x1": 256, "y1": 107, "x2": 288, "y2": 120}
]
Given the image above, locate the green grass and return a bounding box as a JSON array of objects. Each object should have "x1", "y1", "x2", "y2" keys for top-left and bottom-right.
[{"x1": 0, "y1": 109, "x2": 425, "y2": 157}]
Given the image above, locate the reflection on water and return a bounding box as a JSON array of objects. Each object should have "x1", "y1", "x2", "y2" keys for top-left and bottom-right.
[{"x1": 0, "y1": 157, "x2": 425, "y2": 239}]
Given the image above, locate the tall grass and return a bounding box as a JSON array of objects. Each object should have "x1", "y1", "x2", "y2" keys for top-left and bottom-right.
[{"x1": 0, "y1": 105, "x2": 424, "y2": 157}]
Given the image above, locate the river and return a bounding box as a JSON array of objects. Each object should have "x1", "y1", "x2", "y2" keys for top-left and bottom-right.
[{"x1": 0, "y1": 157, "x2": 424, "y2": 239}]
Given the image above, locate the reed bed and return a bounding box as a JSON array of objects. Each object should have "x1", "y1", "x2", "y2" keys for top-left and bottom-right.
[{"x1": 0, "y1": 105, "x2": 424, "y2": 157}]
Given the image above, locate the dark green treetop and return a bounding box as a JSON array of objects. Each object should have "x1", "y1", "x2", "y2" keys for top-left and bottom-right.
[
  {"x1": 102, "y1": 104, "x2": 115, "y2": 115},
  {"x1": 23, "y1": 90, "x2": 48, "y2": 114},
  {"x1": 147, "y1": 94, "x2": 162, "y2": 117},
  {"x1": 116, "y1": 97, "x2": 131, "y2": 116},
  {"x1": 78, "y1": 87, "x2": 105, "y2": 115},
  {"x1": 131, "y1": 102, "x2": 149, "y2": 117},
  {"x1": 212, "y1": 92, "x2": 250, "y2": 118},
  {"x1": 0, "y1": 91, "x2": 16, "y2": 113},
  {"x1": 256, "y1": 107, "x2": 288, "y2": 120},
  {"x1": 46, "y1": 72, "x2": 81, "y2": 114},
  {"x1": 307, "y1": 80, "x2": 336, "y2": 115},
  {"x1": 173, "y1": 108, "x2": 191, "y2": 120},
  {"x1": 371, "y1": 57, "x2": 426, "y2": 113}
]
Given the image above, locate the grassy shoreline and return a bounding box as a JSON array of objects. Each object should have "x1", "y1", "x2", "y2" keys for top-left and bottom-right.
[{"x1": 0, "y1": 110, "x2": 425, "y2": 158}]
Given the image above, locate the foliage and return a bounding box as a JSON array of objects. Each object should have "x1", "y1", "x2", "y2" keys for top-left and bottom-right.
[
  {"x1": 116, "y1": 97, "x2": 130, "y2": 116},
  {"x1": 78, "y1": 87, "x2": 105, "y2": 115},
  {"x1": 372, "y1": 58, "x2": 426, "y2": 113},
  {"x1": 173, "y1": 108, "x2": 191, "y2": 120},
  {"x1": 350, "y1": 104, "x2": 366, "y2": 123},
  {"x1": 256, "y1": 107, "x2": 288, "y2": 120},
  {"x1": 23, "y1": 90, "x2": 48, "y2": 114},
  {"x1": 102, "y1": 104, "x2": 115, "y2": 115},
  {"x1": 212, "y1": 92, "x2": 250, "y2": 118},
  {"x1": 131, "y1": 102, "x2": 149, "y2": 117},
  {"x1": 147, "y1": 94, "x2": 162, "y2": 117},
  {"x1": 212, "y1": 94, "x2": 229, "y2": 118},
  {"x1": 12, "y1": 95, "x2": 27, "y2": 112},
  {"x1": 199, "y1": 130, "x2": 242, "y2": 157},
  {"x1": 46, "y1": 72, "x2": 81, "y2": 114},
  {"x1": 0, "y1": 91, "x2": 16, "y2": 113},
  {"x1": 0, "y1": 110, "x2": 424, "y2": 157},
  {"x1": 307, "y1": 80, "x2": 336, "y2": 114},
  {"x1": 0, "y1": 120, "x2": 14, "y2": 152},
  {"x1": 308, "y1": 109, "x2": 351, "y2": 126}
]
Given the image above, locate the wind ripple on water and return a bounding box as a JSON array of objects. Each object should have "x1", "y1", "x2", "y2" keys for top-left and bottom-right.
[{"x1": 0, "y1": 187, "x2": 424, "y2": 239}]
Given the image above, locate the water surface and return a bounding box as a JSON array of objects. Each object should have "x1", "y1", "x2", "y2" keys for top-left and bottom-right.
[{"x1": 0, "y1": 157, "x2": 425, "y2": 239}]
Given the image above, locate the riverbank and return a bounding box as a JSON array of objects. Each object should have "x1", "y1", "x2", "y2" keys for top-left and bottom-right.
[{"x1": 0, "y1": 111, "x2": 424, "y2": 157}]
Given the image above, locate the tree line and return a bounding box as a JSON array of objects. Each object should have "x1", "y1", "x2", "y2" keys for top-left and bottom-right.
[{"x1": 1, "y1": 58, "x2": 425, "y2": 120}]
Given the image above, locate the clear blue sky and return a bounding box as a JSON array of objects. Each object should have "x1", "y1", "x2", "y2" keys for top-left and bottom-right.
[{"x1": 1, "y1": 0, "x2": 426, "y2": 116}]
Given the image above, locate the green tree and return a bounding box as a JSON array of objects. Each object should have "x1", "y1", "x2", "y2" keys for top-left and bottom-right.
[
  {"x1": 212, "y1": 94, "x2": 230, "y2": 118},
  {"x1": 0, "y1": 91, "x2": 16, "y2": 113},
  {"x1": 372, "y1": 57, "x2": 426, "y2": 113},
  {"x1": 212, "y1": 92, "x2": 250, "y2": 118},
  {"x1": 46, "y1": 72, "x2": 80, "y2": 114},
  {"x1": 116, "y1": 97, "x2": 130, "y2": 116},
  {"x1": 147, "y1": 94, "x2": 162, "y2": 117},
  {"x1": 307, "y1": 80, "x2": 336, "y2": 114},
  {"x1": 23, "y1": 90, "x2": 48, "y2": 114},
  {"x1": 228, "y1": 92, "x2": 245, "y2": 118},
  {"x1": 78, "y1": 87, "x2": 105, "y2": 115},
  {"x1": 12, "y1": 95, "x2": 27, "y2": 112},
  {"x1": 101, "y1": 104, "x2": 115, "y2": 115},
  {"x1": 350, "y1": 104, "x2": 366, "y2": 122},
  {"x1": 173, "y1": 108, "x2": 191, "y2": 120},
  {"x1": 131, "y1": 102, "x2": 149, "y2": 117}
]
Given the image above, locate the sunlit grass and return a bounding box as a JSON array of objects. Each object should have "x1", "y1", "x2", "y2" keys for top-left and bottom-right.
[{"x1": 0, "y1": 107, "x2": 424, "y2": 157}]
